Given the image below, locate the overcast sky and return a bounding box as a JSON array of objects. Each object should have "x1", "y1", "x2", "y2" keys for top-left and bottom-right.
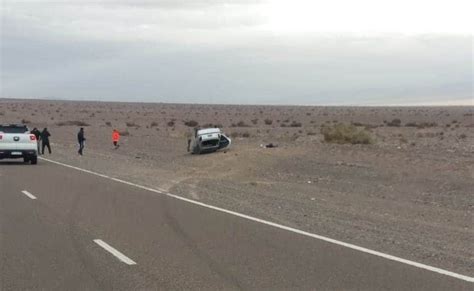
[{"x1": 1, "y1": 0, "x2": 472, "y2": 105}]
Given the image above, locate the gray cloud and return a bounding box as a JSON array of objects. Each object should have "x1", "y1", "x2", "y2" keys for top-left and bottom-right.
[
  {"x1": 1, "y1": 1, "x2": 472, "y2": 105},
  {"x1": 3, "y1": 0, "x2": 266, "y2": 11},
  {"x1": 98, "y1": 0, "x2": 266, "y2": 9}
]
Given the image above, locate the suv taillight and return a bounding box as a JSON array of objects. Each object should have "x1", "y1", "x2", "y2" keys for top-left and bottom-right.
[{"x1": 30, "y1": 135, "x2": 36, "y2": 141}]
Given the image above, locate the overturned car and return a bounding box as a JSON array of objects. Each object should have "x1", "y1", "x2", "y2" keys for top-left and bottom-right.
[{"x1": 188, "y1": 128, "x2": 231, "y2": 154}]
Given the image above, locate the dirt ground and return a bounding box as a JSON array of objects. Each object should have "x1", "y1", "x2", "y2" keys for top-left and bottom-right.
[{"x1": 1, "y1": 99, "x2": 473, "y2": 276}]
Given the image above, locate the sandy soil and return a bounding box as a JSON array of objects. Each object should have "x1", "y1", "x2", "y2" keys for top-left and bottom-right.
[{"x1": 1, "y1": 99, "x2": 473, "y2": 275}]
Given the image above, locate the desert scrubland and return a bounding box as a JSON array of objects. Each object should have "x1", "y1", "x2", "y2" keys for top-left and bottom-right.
[{"x1": 1, "y1": 99, "x2": 473, "y2": 275}]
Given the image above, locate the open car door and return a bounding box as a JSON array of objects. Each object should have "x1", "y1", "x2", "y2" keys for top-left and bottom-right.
[{"x1": 218, "y1": 134, "x2": 231, "y2": 149}]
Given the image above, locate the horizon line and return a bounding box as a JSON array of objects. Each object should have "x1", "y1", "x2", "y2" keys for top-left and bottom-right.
[{"x1": 1, "y1": 97, "x2": 472, "y2": 107}]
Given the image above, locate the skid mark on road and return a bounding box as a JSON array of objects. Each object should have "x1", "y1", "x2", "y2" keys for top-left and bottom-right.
[
  {"x1": 161, "y1": 198, "x2": 244, "y2": 289},
  {"x1": 39, "y1": 157, "x2": 474, "y2": 283}
]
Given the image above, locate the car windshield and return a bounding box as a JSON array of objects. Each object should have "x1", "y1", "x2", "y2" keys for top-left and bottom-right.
[{"x1": 0, "y1": 125, "x2": 29, "y2": 133}]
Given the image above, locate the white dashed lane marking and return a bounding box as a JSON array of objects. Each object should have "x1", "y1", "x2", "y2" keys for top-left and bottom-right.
[
  {"x1": 93, "y1": 239, "x2": 137, "y2": 265},
  {"x1": 21, "y1": 190, "x2": 37, "y2": 200}
]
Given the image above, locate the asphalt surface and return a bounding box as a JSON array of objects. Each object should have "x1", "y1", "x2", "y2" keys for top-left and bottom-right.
[{"x1": 0, "y1": 159, "x2": 472, "y2": 290}]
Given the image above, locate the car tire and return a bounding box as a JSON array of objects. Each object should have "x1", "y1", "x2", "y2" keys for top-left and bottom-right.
[
  {"x1": 23, "y1": 157, "x2": 30, "y2": 163},
  {"x1": 30, "y1": 156, "x2": 38, "y2": 165}
]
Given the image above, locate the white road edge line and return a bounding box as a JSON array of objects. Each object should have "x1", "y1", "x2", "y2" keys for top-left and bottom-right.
[
  {"x1": 93, "y1": 239, "x2": 137, "y2": 265},
  {"x1": 21, "y1": 190, "x2": 37, "y2": 200},
  {"x1": 39, "y1": 157, "x2": 474, "y2": 283}
]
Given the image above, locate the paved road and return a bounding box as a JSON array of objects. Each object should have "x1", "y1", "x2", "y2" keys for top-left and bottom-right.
[{"x1": 0, "y1": 160, "x2": 472, "y2": 290}]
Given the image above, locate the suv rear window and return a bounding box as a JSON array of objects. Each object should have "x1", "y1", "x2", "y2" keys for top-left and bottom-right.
[{"x1": 0, "y1": 125, "x2": 29, "y2": 134}]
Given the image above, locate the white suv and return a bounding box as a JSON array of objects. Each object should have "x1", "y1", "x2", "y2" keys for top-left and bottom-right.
[
  {"x1": 0, "y1": 124, "x2": 38, "y2": 164},
  {"x1": 189, "y1": 128, "x2": 231, "y2": 154}
]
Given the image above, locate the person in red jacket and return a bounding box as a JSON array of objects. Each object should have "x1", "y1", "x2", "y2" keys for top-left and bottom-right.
[{"x1": 112, "y1": 129, "x2": 120, "y2": 149}]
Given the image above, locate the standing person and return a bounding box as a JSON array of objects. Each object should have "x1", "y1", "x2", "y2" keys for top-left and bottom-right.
[
  {"x1": 31, "y1": 127, "x2": 41, "y2": 155},
  {"x1": 112, "y1": 129, "x2": 120, "y2": 149},
  {"x1": 40, "y1": 128, "x2": 52, "y2": 154},
  {"x1": 77, "y1": 128, "x2": 86, "y2": 155}
]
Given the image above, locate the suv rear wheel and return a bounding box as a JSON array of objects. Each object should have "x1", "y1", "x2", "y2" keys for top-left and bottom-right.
[{"x1": 30, "y1": 156, "x2": 37, "y2": 165}]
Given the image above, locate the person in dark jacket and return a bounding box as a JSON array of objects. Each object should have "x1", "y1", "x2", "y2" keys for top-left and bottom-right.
[
  {"x1": 40, "y1": 128, "x2": 51, "y2": 154},
  {"x1": 77, "y1": 128, "x2": 86, "y2": 155},
  {"x1": 31, "y1": 127, "x2": 41, "y2": 155}
]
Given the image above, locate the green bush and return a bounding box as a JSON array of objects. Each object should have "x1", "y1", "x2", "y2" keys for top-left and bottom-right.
[{"x1": 321, "y1": 123, "x2": 374, "y2": 144}]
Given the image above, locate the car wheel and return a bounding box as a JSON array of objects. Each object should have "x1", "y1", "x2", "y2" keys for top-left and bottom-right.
[
  {"x1": 30, "y1": 156, "x2": 38, "y2": 165},
  {"x1": 23, "y1": 157, "x2": 30, "y2": 163}
]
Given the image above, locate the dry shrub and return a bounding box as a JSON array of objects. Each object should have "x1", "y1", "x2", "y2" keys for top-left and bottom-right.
[
  {"x1": 230, "y1": 131, "x2": 250, "y2": 138},
  {"x1": 289, "y1": 121, "x2": 302, "y2": 127},
  {"x1": 232, "y1": 121, "x2": 249, "y2": 127},
  {"x1": 57, "y1": 120, "x2": 90, "y2": 126},
  {"x1": 126, "y1": 122, "x2": 139, "y2": 128},
  {"x1": 420, "y1": 122, "x2": 437, "y2": 128},
  {"x1": 405, "y1": 122, "x2": 437, "y2": 128},
  {"x1": 387, "y1": 119, "x2": 401, "y2": 127},
  {"x1": 351, "y1": 122, "x2": 379, "y2": 130},
  {"x1": 184, "y1": 120, "x2": 199, "y2": 127},
  {"x1": 167, "y1": 120, "x2": 175, "y2": 127},
  {"x1": 105, "y1": 121, "x2": 112, "y2": 126},
  {"x1": 150, "y1": 121, "x2": 158, "y2": 127},
  {"x1": 321, "y1": 123, "x2": 373, "y2": 145},
  {"x1": 364, "y1": 124, "x2": 379, "y2": 129},
  {"x1": 202, "y1": 123, "x2": 223, "y2": 128}
]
